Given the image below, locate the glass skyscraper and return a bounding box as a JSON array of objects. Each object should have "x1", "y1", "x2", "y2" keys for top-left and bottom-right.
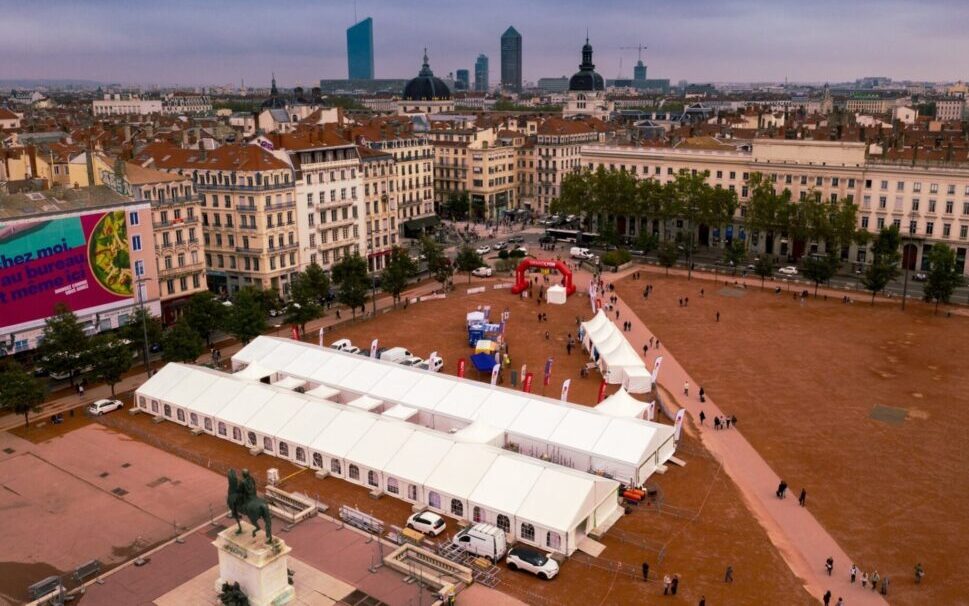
[
  {"x1": 500, "y1": 26, "x2": 522, "y2": 92},
  {"x1": 346, "y1": 17, "x2": 374, "y2": 80},
  {"x1": 474, "y1": 54, "x2": 489, "y2": 92}
]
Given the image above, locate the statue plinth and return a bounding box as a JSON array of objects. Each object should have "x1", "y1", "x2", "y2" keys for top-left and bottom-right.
[{"x1": 213, "y1": 520, "x2": 294, "y2": 606}]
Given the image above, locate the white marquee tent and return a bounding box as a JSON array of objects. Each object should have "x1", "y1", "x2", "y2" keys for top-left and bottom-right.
[
  {"x1": 580, "y1": 310, "x2": 653, "y2": 392},
  {"x1": 595, "y1": 387, "x2": 649, "y2": 419},
  {"x1": 135, "y1": 363, "x2": 621, "y2": 555}
]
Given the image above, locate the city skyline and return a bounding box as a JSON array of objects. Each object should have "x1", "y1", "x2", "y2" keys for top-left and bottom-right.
[{"x1": 2, "y1": 0, "x2": 969, "y2": 87}]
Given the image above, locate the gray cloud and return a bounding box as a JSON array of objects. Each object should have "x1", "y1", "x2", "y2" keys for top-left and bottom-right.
[{"x1": 1, "y1": 0, "x2": 967, "y2": 86}]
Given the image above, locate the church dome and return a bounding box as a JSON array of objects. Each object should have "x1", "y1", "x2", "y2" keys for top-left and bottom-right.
[
  {"x1": 569, "y1": 39, "x2": 605, "y2": 92},
  {"x1": 403, "y1": 50, "x2": 452, "y2": 101}
]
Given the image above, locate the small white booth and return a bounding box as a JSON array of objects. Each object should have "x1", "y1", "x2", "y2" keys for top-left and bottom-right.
[{"x1": 545, "y1": 284, "x2": 567, "y2": 305}]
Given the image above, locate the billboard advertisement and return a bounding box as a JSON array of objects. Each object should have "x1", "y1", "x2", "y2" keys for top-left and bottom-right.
[{"x1": 0, "y1": 211, "x2": 134, "y2": 329}]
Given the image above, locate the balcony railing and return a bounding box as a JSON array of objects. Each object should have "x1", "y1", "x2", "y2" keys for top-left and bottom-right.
[
  {"x1": 235, "y1": 246, "x2": 263, "y2": 254},
  {"x1": 268, "y1": 242, "x2": 299, "y2": 253},
  {"x1": 264, "y1": 200, "x2": 296, "y2": 211},
  {"x1": 152, "y1": 216, "x2": 199, "y2": 229},
  {"x1": 195, "y1": 182, "x2": 292, "y2": 193},
  {"x1": 158, "y1": 261, "x2": 206, "y2": 277}
]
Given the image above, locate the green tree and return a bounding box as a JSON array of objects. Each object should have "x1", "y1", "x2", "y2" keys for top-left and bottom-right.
[
  {"x1": 860, "y1": 226, "x2": 901, "y2": 304},
  {"x1": 471, "y1": 196, "x2": 486, "y2": 220},
  {"x1": 722, "y1": 240, "x2": 746, "y2": 272},
  {"x1": 0, "y1": 361, "x2": 46, "y2": 428},
  {"x1": 455, "y1": 245, "x2": 485, "y2": 283},
  {"x1": 183, "y1": 291, "x2": 226, "y2": 346},
  {"x1": 444, "y1": 192, "x2": 469, "y2": 220},
  {"x1": 286, "y1": 271, "x2": 324, "y2": 333},
  {"x1": 331, "y1": 254, "x2": 369, "y2": 319},
  {"x1": 598, "y1": 219, "x2": 620, "y2": 247},
  {"x1": 657, "y1": 241, "x2": 680, "y2": 275},
  {"x1": 89, "y1": 334, "x2": 134, "y2": 396},
  {"x1": 381, "y1": 247, "x2": 418, "y2": 306},
  {"x1": 122, "y1": 307, "x2": 164, "y2": 365},
  {"x1": 922, "y1": 243, "x2": 967, "y2": 314},
  {"x1": 224, "y1": 287, "x2": 267, "y2": 344},
  {"x1": 753, "y1": 255, "x2": 775, "y2": 289},
  {"x1": 39, "y1": 303, "x2": 90, "y2": 385},
  {"x1": 421, "y1": 237, "x2": 452, "y2": 290},
  {"x1": 800, "y1": 252, "x2": 841, "y2": 296},
  {"x1": 300, "y1": 262, "x2": 332, "y2": 306},
  {"x1": 745, "y1": 172, "x2": 792, "y2": 254},
  {"x1": 635, "y1": 231, "x2": 659, "y2": 256},
  {"x1": 161, "y1": 319, "x2": 206, "y2": 363}
]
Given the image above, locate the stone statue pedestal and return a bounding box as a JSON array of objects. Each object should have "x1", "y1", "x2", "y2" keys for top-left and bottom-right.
[{"x1": 213, "y1": 520, "x2": 294, "y2": 606}]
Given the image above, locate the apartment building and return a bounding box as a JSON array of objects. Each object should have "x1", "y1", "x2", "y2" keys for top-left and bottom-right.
[
  {"x1": 935, "y1": 98, "x2": 966, "y2": 122},
  {"x1": 93, "y1": 93, "x2": 212, "y2": 116},
  {"x1": 844, "y1": 94, "x2": 908, "y2": 115},
  {"x1": 534, "y1": 117, "x2": 610, "y2": 214},
  {"x1": 136, "y1": 142, "x2": 300, "y2": 297},
  {"x1": 367, "y1": 133, "x2": 436, "y2": 238},
  {"x1": 357, "y1": 147, "x2": 398, "y2": 271},
  {"x1": 581, "y1": 138, "x2": 969, "y2": 274},
  {"x1": 466, "y1": 129, "x2": 521, "y2": 219},
  {"x1": 271, "y1": 130, "x2": 365, "y2": 272},
  {"x1": 118, "y1": 162, "x2": 207, "y2": 324}
]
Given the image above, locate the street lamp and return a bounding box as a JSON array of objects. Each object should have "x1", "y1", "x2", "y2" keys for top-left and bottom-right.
[
  {"x1": 136, "y1": 278, "x2": 151, "y2": 375},
  {"x1": 901, "y1": 226, "x2": 915, "y2": 311}
]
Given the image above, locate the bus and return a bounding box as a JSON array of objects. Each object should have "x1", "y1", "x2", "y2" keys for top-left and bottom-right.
[{"x1": 543, "y1": 228, "x2": 599, "y2": 246}]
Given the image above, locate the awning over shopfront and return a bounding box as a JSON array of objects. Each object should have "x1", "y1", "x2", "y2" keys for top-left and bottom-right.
[{"x1": 403, "y1": 215, "x2": 442, "y2": 238}]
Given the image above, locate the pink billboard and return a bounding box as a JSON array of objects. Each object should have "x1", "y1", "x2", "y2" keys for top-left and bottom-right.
[{"x1": 0, "y1": 210, "x2": 135, "y2": 329}]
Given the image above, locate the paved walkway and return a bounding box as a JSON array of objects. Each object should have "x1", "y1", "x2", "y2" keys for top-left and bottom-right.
[{"x1": 538, "y1": 254, "x2": 886, "y2": 605}]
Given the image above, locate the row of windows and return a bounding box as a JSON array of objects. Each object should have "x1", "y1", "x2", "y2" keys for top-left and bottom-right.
[
  {"x1": 861, "y1": 216, "x2": 969, "y2": 239},
  {"x1": 163, "y1": 274, "x2": 202, "y2": 295}
]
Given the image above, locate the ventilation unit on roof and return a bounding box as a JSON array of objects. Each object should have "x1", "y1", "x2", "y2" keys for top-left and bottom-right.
[{"x1": 25, "y1": 192, "x2": 45, "y2": 201}]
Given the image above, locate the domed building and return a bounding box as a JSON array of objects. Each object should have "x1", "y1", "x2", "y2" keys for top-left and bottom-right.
[
  {"x1": 398, "y1": 50, "x2": 455, "y2": 115},
  {"x1": 563, "y1": 38, "x2": 614, "y2": 120}
]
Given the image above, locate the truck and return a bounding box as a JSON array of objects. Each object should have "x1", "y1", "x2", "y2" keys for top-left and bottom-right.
[
  {"x1": 570, "y1": 246, "x2": 594, "y2": 260},
  {"x1": 451, "y1": 523, "x2": 508, "y2": 561},
  {"x1": 379, "y1": 347, "x2": 413, "y2": 364}
]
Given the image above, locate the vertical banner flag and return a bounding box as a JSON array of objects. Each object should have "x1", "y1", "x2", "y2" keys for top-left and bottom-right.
[
  {"x1": 543, "y1": 357, "x2": 553, "y2": 386},
  {"x1": 291, "y1": 325, "x2": 300, "y2": 340},
  {"x1": 597, "y1": 380, "x2": 608, "y2": 403},
  {"x1": 652, "y1": 355, "x2": 664, "y2": 382},
  {"x1": 523, "y1": 372, "x2": 534, "y2": 393},
  {"x1": 560, "y1": 379, "x2": 571, "y2": 402},
  {"x1": 673, "y1": 408, "x2": 686, "y2": 441},
  {"x1": 520, "y1": 364, "x2": 527, "y2": 384},
  {"x1": 428, "y1": 351, "x2": 438, "y2": 364},
  {"x1": 490, "y1": 364, "x2": 501, "y2": 386},
  {"x1": 457, "y1": 358, "x2": 466, "y2": 378},
  {"x1": 370, "y1": 338, "x2": 379, "y2": 358},
  {"x1": 646, "y1": 401, "x2": 656, "y2": 421},
  {"x1": 318, "y1": 327, "x2": 324, "y2": 347}
]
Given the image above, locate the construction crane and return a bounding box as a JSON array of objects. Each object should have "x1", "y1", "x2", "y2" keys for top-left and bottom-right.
[{"x1": 619, "y1": 44, "x2": 648, "y2": 63}]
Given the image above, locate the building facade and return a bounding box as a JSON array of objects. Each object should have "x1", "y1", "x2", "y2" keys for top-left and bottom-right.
[
  {"x1": 500, "y1": 27, "x2": 522, "y2": 92},
  {"x1": 347, "y1": 17, "x2": 375, "y2": 80},
  {"x1": 474, "y1": 54, "x2": 489, "y2": 92},
  {"x1": 534, "y1": 117, "x2": 607, "y2": 214},
  {"x1": 358, "y1": 147, "x2": 398, "y2": 271}
]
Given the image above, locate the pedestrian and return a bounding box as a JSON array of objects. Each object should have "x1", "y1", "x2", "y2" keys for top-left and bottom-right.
[
  {"x1": 545, "y1": 331, "x2": 550, "y2": 341},
  {"x1": 861, "y1": 571, "x2": 868, "y2": 588},
  {"x1": 776, "y1": 480, "x2": 788, "y2": 499},
  {"x1": 641, "y1": 561, "x2": 649, "y2": 582},
  {"x1": 699, "y1": 411, "x2": 706, "y2": 425},
  {"x1": 870, "y1": 570, "x2": 879, "y2": 592},
  {"x1": 725, "y1": 415, "x2": 731, "y2": 429},
  {"x1": 683, "y1": 381, "x2": 689, "y2": 396},
  {"x1": 699, "y1": 386, "x2": 705, "y2": 402},
  {"x1": 914, "y1": 562, "x2": 924, "y2": 584},
  {"x1": 663, "y1": 574, "x2": 671, "y2": 595},
  {"x1": 643, "y1": 344, "x2": 649, "y2": 356},
  {"x1": 714, "y1": 416, "x2": 721, "y2": 430},
  {"x1": 716, "y1": 311, "x2": 720, "y2": 322},
  {"x1": 724, "y1": 565, "x2": 733, "y2": 583},
  {"x1": 656, "y1": 339, "x2": 660, "y2": 349},
  {"x1": 799, "y1": 488, "x2": 807, "y2": 507},
  {"x1": 700, "y1": 288, "x2": 704, "y2": 297},
  {"x1": 671, "y1": 575, "x2": 679, "y2": 595},
  {"x1": 649, "y1": 337, "x2": 654, "y2": 347},
  {"x1": 731, "y1": 414, "x2": 737, "y2": 427},
  {"x1": 78, "y1": 384, "x2": 85, "y2": 398},
  {"x1": 835, "y1": 598, "x2": 843, "y2": 606},
  {"x1": 336, "y1": 309, "x2": 341, "y2": 319},
  {"x1": 615, "y1": 309, "x2": 620, "y2": 320},
  {"x1": 822, "y1": 590, "x2": 831, "y2": 606},
  {"x1": 537, "y1": 312, "x2": 542, "y2": 322},
  {"x1": 566, "y1": 343, "x2": 572, "y2": 356},
  {"x1": 849, "y1": 564, "x2": 858, "y2": 583},
  {"x1": 698, "y1": 597, "x2": 705, "y2": 606},
  {"x1": 825, "y1": 557, "x2": 834, "y2": 576},
  {"x1": 685, "y1": 297, "x2": 689, "y2": 306},
  {"x1": 881, "y1": 575, "x2": 889, "y2": 595},
  {"x1": 678, "y1": 297, "x2": 683, "y2": 307}
]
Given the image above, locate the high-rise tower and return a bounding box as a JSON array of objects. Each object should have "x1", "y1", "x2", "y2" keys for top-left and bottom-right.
[
  {"x1": 500, "y1": 26, "x2": 522, "y2": 92},
  {"x1": 346, "y1": 17, "x2": 374, "y2": 80},
  {"x1": 474, "y1": 54, "x2": 489, "y2": 92}
]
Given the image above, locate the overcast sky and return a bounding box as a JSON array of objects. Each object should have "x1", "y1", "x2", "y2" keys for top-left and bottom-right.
[{"x1": 2, "y1": 0, "x2": 967, "y2": 87}]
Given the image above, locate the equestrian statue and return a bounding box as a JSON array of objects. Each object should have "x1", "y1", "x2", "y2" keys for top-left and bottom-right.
[{"x1": 226, "y1": 468, "x2": 273, "y2": 543}]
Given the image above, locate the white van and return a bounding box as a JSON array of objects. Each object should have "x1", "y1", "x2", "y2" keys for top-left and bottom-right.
[
  {"x1": 418, "y1": 357, "x2": 444, "y2": 373},
  {"x1": 330, "y1": 338, "x2": 354, "y2": 352},
  {"x1": 380, "y1": 347, "x2": 412, "y2": 364},
  {"x1": 570, "y1": 247, "x2": 593, "y2": 260},
  {"x1": 451, "y1": 523, "x2": 508, "y2": 561}
]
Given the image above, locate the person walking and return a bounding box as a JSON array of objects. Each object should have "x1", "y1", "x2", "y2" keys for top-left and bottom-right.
[
  {"x1": 716, "y1": 311, "x2": 720, "y2": 322},
  {"x1": 825, "y1": 557, "x2": 834, "y2": 576},
  {"x1": 776, "y1": 480, "x2": 788, "y2": 499},
  {"x1": 663, "y1": 574, "x2": 671, "y2": 595},
  {"x1": 861, "y1": 571, "x2": 869, "y2": 588},
  {"x1": 643, "y1": 344, "x2": 649, "y2": 356},
  {"x1": 670, "y1": 575, "x2": 679, "y2": 595},
  {"x1": 822, "y1": 590, "x2": 831, "y2": 606},
  {"x1": 698, "y1": 597, "x2": 705, "y2": 606},
  {"x1": 699, "y1": 411, "x2": 706, "y2": 425},
  {"x1": 699, "y1": 386, "x2": 705, "y2": 402},
  {"x1": 724, "y1": 416, "x2": 731, "y2": 429},
  {"x1": 835, "y1": 598, "x2": 843, "y2": 606},
  {"x1": 714, "y1": 416, "x2": 721, "y2": 430},
  {"x1": 881, "y1": 575, "x2": 889, "y2": 595},
  {"x1": 870, "y1": 570, "x2": 880, "y2": 592},
  {"x1": 799, "y1": 488, "x2": 807, "y2": 507},
  {"x1": 641, "y1": 561, "x2": 649, "y2": 582},
  {"x1": 683, "y1": 381, "x2": 689, "y2": 397},
  {"x1": 724, "y1": 565, "x2": 733, "y2": 583},
  {"x1": 915, "y1": 562, "x2": 924, "y2": 584},
  {"x1": 849, "y1": 564, "x2": 858, "y2": 583},
  {"x1": 78, "y1": 384, "x2": 85, "y2": 398}
]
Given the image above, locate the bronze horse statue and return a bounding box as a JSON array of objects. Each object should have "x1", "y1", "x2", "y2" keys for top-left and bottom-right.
[{"x1": 226, "y1": 469, "x2": 273, "y2": 543}]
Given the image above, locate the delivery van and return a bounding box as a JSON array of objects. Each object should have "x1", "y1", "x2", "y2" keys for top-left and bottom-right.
[
  {"x1": 379, "y1": 347, "x2": 413, "y2": 364},
  {"x1": 570, "y1": 246, "x2": 594, "y2": 260},
  {"x1": 451, "y1": 523, "x2": 508, "y2": 561}
]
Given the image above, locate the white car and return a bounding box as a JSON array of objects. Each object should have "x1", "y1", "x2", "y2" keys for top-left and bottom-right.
[
  {"x1": 777, "y1": 266, "x2": 799, "y2": 276},
  {"x1": 398, "y1": 356, "x2": 424, "y2": 367},
  {"x1": 475, "y1": 245, "x2": 491, "y2": 255},
  {"x1": 506, "y1": 545, "x2": 560, "y2": 580},
  {"x1": 88, "y1": 399, "x2": 124, "y2": 416},
  {"x1": 344, "y1": 346, "x2": 362, "y2": 355},
  {"x1": 514, "y1": 246, "x2": 528, "y2": 255},
  {"x1": 406, "y1": 511, "x2": 446, "y2": 536},
  {"x1": 330, "y1": 338, "x2": 354, "y2": 352},
  {"x1": 417, "y1": 357, "x2": 445, "y2": 372},
  {"x1": 471, "y1": 266, "x2": 493, "y2": 277}
]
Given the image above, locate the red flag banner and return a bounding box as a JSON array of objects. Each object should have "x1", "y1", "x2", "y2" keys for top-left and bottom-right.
[
  {"x1": 290, "y1": 325, "x2": 300, "y2": 340},
  {"x1": 523, "y1": 372, "x2": 534, "y2": 393},
  {"x1": 457, "y1": 358, "x2": 466, "y2": 378},
  {"x1": 597, "y1": 380, "x2": 608, "y2": 403}
]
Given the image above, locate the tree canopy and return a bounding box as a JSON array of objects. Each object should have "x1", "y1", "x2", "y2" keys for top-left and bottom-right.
[
  {"x1": 331, "y1": 254, "x2": 370, "y2": 318},
  {"x1": 923, "y1": 243, "x2": 967, "y2": 313},
  {"x1": 800, "y1": 252, "x2": 841, "y2": 295},
  {"x1": 161, "y1": 319, "x2": 206, "y2": 363},
  {"x1": 224, "y1": 287, "x2": 267, "y2": 344},
  {"x1": 39, "y1": 304, "x2": 90, "y2": 385},
  {"x1": 860, "y1": 225, "x2": 901, "y2": 304},
  {"x1": 183, "y1": 291, "x2": 226, "y2": 346},
  {"x1": 89, "y1": 334, "x2": 134, "y2": 396},
  {"x1": 0, "y1": 361, "x2": 45, "y2": 428},
  {"x1": 455, "y1": 245, "x2": 485, "y2": 283},
  {"x1": 381, "y1": 247, "x2": 418, "y2": 306}
]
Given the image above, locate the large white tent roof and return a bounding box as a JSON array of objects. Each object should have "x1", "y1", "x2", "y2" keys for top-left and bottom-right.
[
  {"x1": 424, "y1": 443, "x2": 499, "y2": 499},
  {"x1": 470, "y1": 456, "x2": 545, "y2": 516},
  {"x1": 382, "y1": 431, "x2": 455, "y2": 485},
  {"x1": 346, "y1": 421, "x2": 415, "y2": 470},
  {"x1": 136, "y1": 363, "x2": 189, "y2": 401},
  {"x1": 192, "y1": 375, "x2": 249, "y2": 416},
  {"x1": 215, "y1": 384, "x2": 275, "y2": 427},
  {"x1": 274, "y1": 402, "x2": 340, "y2": 447},
  {"x1": 309, "y1": 411, "x2": 376, "y2": 457},
  {"x1": 516, "y1": 469, "x2": 615, "y2": 533},
  {"x1": 595, "y1": 387, "x2": 648, "y2": 418},
  {"x1": 247, "y1": 392, "x2": 309, "y2": 437},
  {"x1": 548, "y1": 409, "x2": 613, "y2": 454}
]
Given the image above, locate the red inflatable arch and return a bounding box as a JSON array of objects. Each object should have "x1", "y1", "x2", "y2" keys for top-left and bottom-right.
[{"x1": 510, "y1": 258, "x2": 575, "y2": 296}]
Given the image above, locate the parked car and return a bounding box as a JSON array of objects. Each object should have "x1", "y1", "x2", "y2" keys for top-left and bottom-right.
[
  {"x1": 472, "y1": 266, "x2": 493, "y2": 277},
  {"x1": 406, "y1": 511, "x2": 446, "y2": 536},
  {"x1": 514, "y1": 246, "x2": 528, "y2": 255},
  {"x1": 380, "y1": 347, "x2": 413, "y2": 364},
  {"x1": 570, "y1": 246, "x2": 594, "y2": 260},
  {"x1": 417, "y1": 357, "x2": 444, "y2": 372},
  {"x1": 88, "y1": 399, "x2": 124, "y2": 416},
  {"x1": 475, "y1": 245, "x2": 491, "y2": 255},
  {"x1": 777, "y1": 266, "x2": 799, "y2": 276},
  {"x1": 506, "y1": 545, "x2": 559, "y2": 580},
  {"x1": 494, "y1": 241, "x2": 508, "y2": 250},
  {"x1": 508, "y1": 235, "x2": 525, "y2": 244},
  {"x1": 398, "y1": 356, "x2": 424, "y2": 367},
  {"x1": 913, "y1": 272, "x2": 928, "y2": 282},
  {"x1": 565, "y1": 214, "x2": 577, "y2": 223},
  {"x1": 330, "y1": 338, "x2": 354, "y2": 352},
  {"x1": 452, "y1": 523, "x2": 507, "y2": 561}
]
